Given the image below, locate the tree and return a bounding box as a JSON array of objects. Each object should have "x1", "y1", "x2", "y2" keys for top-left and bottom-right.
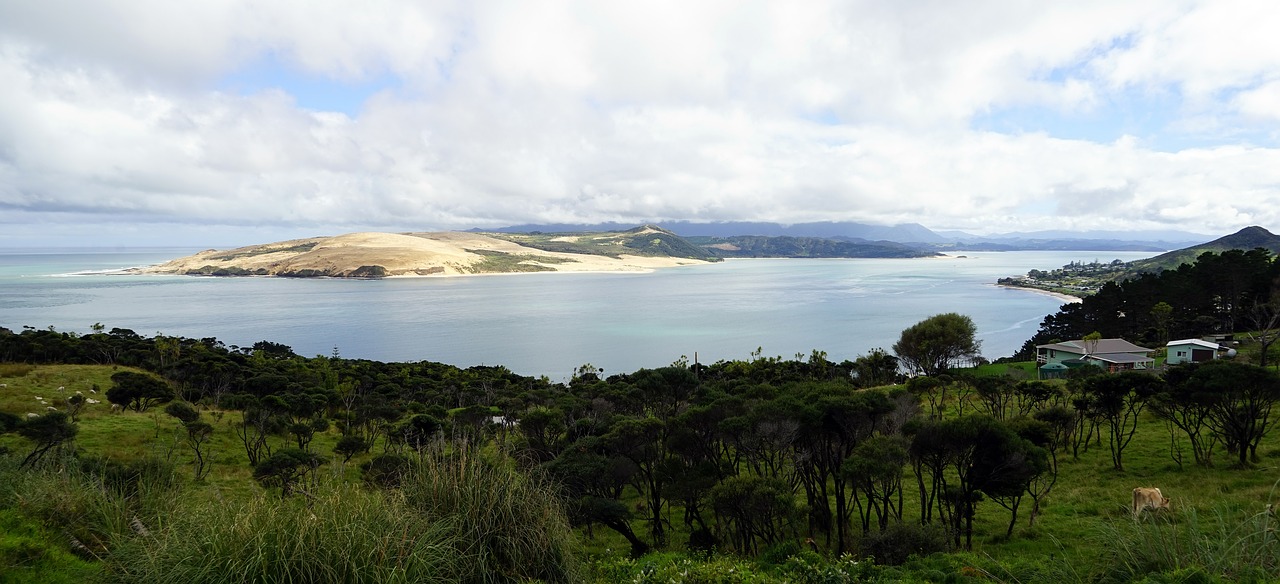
[
  {"x1": 893, "y1": 313, "x2": 981, "y2": 376},
  {"x1": 392, "y1": 414, "x2": 442, "y2": 452},
  {"x1": 709, "y1": 475, "x2": 801, "y2": 555},
  {"x1": 164, "y1": 401, "x2": 214, "y2": 480},
  {"x1": 543, "y1": 436, "x2": 650, "y2": 556},
  {"x1": 18, "y1": 411, "x2": 78, "y2": 469},
  {"x1": 106, "y1": 371, "x2": 174, "y2": 412},
  {"x1": 1246, "y1": 295, "x2": 1280, "y2": 368},
  {"x1": 253, "y1": 448, "x2": 326, "y2": 497},
  {"x1": 1150, "y1": 364, "x2": 1219, "y2": 467},
  {"x1": 909, "y1": 415, "x2": 1042, "y2": 549},
  {"x1": 844, "y1": 434, "x2": 909, "y2": 531},
  {"x1": 1078, "y1": 371, "x2": 1164, "y2": 471},
  {"x1": 333, "y1": 435, "x2": 369, "y2": 464},
  {"x1": 852, "y1": 348, "x2": 901, "y2": 387},
  {"x1": 1182, "y1": 361, "x2": 1280, "y2": 466},
  {"x1": 1150, "y1": 302, "x2": 1174, "y2": 347}
]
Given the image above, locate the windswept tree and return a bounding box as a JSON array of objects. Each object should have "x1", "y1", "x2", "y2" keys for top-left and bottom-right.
[
  {"x1": 909, "y1": 415, "x2": 1044, "y2": 549},
  {"x1": 844, "y1": 434, "x2": 909, "y2": 531},
  {"x1": 1181, "y1": 360, "x2": 1280, "y2": 466},
  {"x1": 106, "y1": 371, "x2": 174, "y2": 412},
  {"x1": 18, "y1": 411, "x2": 78, "y2": 469},
  {"x1": 164, "y1": 401, "x2": 214, "y2": 480},
  {"x1": 1078, "y1": 370, "x2": 1165, "y2": 471},
  {"x1": 253, "y1": 448, "x2": 326, "y2": 497},
  {"x1": 1151, "y1": 364, "x2": 1219, "y2": 467},
  {"x1": 893, "y1": 313, "x2": 981, "y2": 376}
]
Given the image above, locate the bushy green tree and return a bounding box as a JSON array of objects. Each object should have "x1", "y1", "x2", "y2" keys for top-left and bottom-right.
[
  {"x1": 893, "y1": 313, "x2": 981, "y2": 376},
  {"x1": 106, "y1": 371, "x2": 174, "y2": 412},
  {"x1": 253, "y1": 448, "x2": 326, "y2": 497}
]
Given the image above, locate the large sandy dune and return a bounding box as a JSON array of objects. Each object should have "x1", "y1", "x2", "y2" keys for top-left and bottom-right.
[{"x1": 139, "y1": 231, "x2": 709, "y2": 277}]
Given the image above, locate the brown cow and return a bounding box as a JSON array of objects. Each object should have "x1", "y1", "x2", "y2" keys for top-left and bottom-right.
[{"x1": 1132, "y1": 487, "x2": 1170, "y2": 519}]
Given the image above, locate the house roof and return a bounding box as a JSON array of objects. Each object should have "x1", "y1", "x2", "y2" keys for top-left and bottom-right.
[
  {"x1": 1036, "y1": 338, "x2": 1152, "y2": 354},
  {"x1": 1086, "y1": 352, "x2": 1156, "y2": 365},
  {"x1": 1167, "y1": 338, "x2": 1220, "y2": 350}
]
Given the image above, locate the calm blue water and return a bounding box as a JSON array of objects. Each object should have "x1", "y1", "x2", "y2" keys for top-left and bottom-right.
[{"x1": 0, "y1": 248, "x2": 1156, "y2": 379}]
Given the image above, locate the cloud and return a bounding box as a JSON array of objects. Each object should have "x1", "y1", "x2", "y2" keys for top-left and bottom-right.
[{"x1": 1, "y1": 1, "x2": 1278, "y2": 247}]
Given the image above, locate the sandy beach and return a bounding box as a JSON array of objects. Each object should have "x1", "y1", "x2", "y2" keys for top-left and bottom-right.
[{"x1": 995, "y1": 283, "x2": 1082, "y2": 303}]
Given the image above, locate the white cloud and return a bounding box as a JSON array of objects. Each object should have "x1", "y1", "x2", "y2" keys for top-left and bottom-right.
[
  {"x1": 1233, "y1": 81, "x2": 1280, "y2": 123},
  {"x1": 1, "y1": 1, "x2": 1278, "y2": 247}
]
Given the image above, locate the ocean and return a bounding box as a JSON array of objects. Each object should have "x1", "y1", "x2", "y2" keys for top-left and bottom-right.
[{"x1": 0, "y1": 248, "x2": 1156, "y2": 380}]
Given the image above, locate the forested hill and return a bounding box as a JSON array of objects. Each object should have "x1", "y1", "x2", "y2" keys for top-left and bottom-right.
[
  {"x1": 1011, "y1": 247, "x2": 1280, "y2": 360},
  {"x1": 1127, "y1": 226, "x2": 1280, "y2": 274},
  {"x1": 687, "y1": 235, "x2": 939, "y2": 258}
]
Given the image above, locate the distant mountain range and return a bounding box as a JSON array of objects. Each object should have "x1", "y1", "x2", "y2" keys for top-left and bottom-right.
[{"x1": 484, "y1": 221, "x2": 1210, "y2": 252}]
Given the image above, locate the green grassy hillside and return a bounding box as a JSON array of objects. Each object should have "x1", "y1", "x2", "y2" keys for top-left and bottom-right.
[{"x1": 4, "y1": 362, "x2": 1279, "y2": 582}]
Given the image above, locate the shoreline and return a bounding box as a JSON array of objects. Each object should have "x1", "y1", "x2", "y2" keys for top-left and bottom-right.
[{"x1": 995, "y1": 283, "x2": 1082, "y2": 303}]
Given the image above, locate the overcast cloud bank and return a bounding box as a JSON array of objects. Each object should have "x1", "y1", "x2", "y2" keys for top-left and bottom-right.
[{"x1": 2, "y1": 1, "x2": 1278, "y2": 246}]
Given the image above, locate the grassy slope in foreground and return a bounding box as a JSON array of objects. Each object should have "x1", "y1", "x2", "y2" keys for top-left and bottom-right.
[{"x1": 3, "y1": 362, "x2": 1280, "y2": 583}]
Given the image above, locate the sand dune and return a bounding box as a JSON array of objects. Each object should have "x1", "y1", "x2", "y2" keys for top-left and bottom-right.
[{"x1": 138, "y1": 231, "x2": 709, "y2": 278}]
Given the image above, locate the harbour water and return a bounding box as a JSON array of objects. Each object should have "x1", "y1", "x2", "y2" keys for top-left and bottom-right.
[{"x1": 0, "y1": 248, "x2": 1156, "y2": 379}]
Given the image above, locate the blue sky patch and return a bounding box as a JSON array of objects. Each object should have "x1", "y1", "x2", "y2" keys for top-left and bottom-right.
[{"x1": 218, "y1": 53, "x2": 399, "y2": 116}]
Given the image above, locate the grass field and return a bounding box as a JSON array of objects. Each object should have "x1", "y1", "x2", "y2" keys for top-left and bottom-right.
[{"x1": 3, "y1": 362, "x2": 1279, "y2": 582}]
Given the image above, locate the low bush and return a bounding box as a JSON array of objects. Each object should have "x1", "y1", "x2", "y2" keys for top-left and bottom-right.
[{"x1": 857, "y1": 522, "x2": 951, "y2": 566}]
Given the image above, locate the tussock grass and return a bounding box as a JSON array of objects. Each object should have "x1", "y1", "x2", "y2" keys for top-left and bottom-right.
[
  {"x1": 400, "y1": 447, "x2": 582, "y2": 583},
  {"x1": 106, "y1": 482, "x2": 464, "y2": 584},
  {"x1": 1093, "y1": 496, "x2": 1280, "y2": 583},
  {"x1": 0, "y1": 455, "x2": 178, "y2": 561}
]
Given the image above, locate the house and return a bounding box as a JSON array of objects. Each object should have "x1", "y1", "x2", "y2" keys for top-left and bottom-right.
[
  {"x1": 1165, "y1": 338, "x2": 1221, "y2": 365},
  {"x1": 1036, "y1": 338, "x2": 1155, "y2": 374}
]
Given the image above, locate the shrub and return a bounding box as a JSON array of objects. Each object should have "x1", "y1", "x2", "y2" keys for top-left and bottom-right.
[
  {"x1": 361, "y1": 453, "x2": 412, "y2": 488},
  {"x1": 857, "y1": 522, "x2": 951, "y2": 566}
]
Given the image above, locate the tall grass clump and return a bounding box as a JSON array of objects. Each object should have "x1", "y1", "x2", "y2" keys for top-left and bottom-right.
[
  {"x1": 399, "y1": 447, "x2": 582, "y2": 583},
  {"x1": 0, "y1": 454, "x2": 178, "y2": 560},
  {"x1": 1093, "y1": 501, "x2": 1279, "y2": 583},
  {"x1": 106, "y1": 481, "x2": 465, "y2": 584}
]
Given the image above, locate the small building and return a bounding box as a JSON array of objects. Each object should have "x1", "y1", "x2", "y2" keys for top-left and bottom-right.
[
  {"x1": 1037, "y1": 362, "x2": 1069, "y2": 380},
  {"x1": 1166, "y1": 338, "x2": 1221, "y2": 365},
  {"x1": 1036, "y1": 338, "x2": 1155, "y2": 372}
]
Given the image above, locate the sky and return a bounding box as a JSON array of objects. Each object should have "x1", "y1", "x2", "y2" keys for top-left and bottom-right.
[{"x1": 2, "y1": 1, "x2": 1279, "y2": 247}]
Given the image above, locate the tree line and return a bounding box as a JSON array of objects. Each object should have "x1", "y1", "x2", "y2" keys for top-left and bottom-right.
[{"x1": 5, "y1": 317, "x2": 1277, "y2": 562}]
